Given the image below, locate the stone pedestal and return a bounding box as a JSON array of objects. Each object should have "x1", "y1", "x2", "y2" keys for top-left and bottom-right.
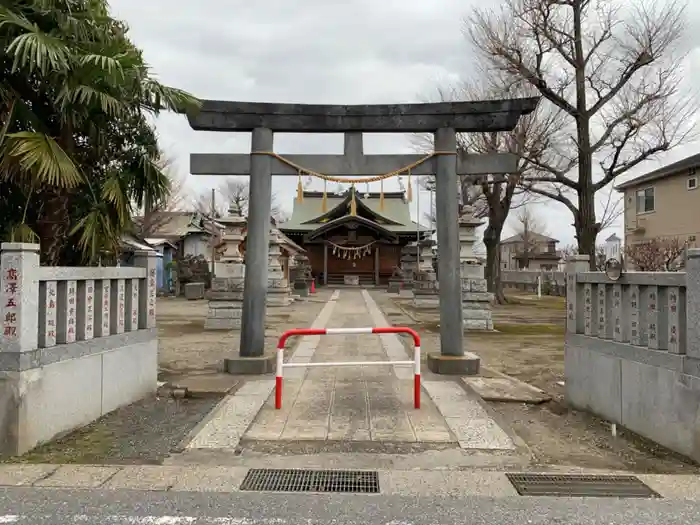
[
  {"x1": 267, "y1": 229, "x2": 293, "y2": 306},
  {"x1": 459, "y1": 206, "x2": 494, "y2": 331},
  {"x1": 344, "y1": 275, "x2": 360, "y2": 286},
  {"x1": 387, "y1": 266, "x2": 402, "y2": 293},
  {"x1": 426, "y1": 352, "x2": 481, "y2": 375},
  {"x1": 412, "y1": 240, "x2": 439, "y2": 309},
  {"x1": 205, "y1": 204, "x2": 246, "y2": 330},
  {"x1": 205, "y1": 275, "x2": 244, "y2": 330},
  {"x1": 185, "y1": 282, "x2": 205, "y2": 300}
]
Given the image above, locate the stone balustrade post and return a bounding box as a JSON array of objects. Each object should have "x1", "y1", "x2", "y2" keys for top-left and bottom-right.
[
  {"x1": 0, "y1": 243, "x2": 40, "y2": 353},
  {"x1": 133, "y1": 250, "x2": 158, "y2": 329},
  {"x1": 565, "y1": 254, "x2": 590, "y2": 334},
  {"x1": 685, "y1": 248, "x2": 700, "y2": 359}
]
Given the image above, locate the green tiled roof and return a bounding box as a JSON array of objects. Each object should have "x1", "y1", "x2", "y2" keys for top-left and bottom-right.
[{"x1": 280, "y1": 190, "x2": 430, "y2": 234}]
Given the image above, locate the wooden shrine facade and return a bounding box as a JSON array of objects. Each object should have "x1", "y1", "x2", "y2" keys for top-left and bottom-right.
[{"x1": 279, "y1": 188, "x2": 429, "y2": 285}]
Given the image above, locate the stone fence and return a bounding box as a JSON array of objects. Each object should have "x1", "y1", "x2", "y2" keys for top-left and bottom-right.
[
  {"x1": 501, "y1": 270, "x2": 566, "y2": 296},
  {"x1": 564, "y1": 253, "x2": 700, "y2": 463},
  {"x1": 0, "y1": 242, "x2": 158, "y2": 455}
]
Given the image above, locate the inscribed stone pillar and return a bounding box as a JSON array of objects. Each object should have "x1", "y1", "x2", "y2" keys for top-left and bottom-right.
[
  {"x1": 133, "y1": 250, "x2": 158, "y2": 329},
  {"x1": 565, "y1": 255, "x2": 590, "y2": 334},
  {"x1": 458, "y1": 206, "x2": 494, "y2": 331},
  {"x1": 267, "y1": 229, "x2": 293, "y2": 306},
  {"x1": 205, "y1": 204, "x2": 247, "y2": 330},
  {"x1": 0, "y1": 243, "x2": 39, "y2": 353},
  {"x1": 412, "y1": 239, "x2": 439, "y2": 309},
  {"x1": 685, "y1": 248, "x2": 700, "y2": 359}
]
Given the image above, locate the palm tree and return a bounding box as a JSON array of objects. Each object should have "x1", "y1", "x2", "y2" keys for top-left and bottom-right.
[{"x1": 0, "y1": 0, "x2": 200, "y2": 264}]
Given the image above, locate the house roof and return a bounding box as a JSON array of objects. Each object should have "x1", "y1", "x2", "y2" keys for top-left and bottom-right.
[
  {"x1": 135, "y1": 211, "x2": 208, "y2": 238},
  {"x1": 605, "y1": 233, "x2": 621, "y2": 242},
  {"x1": 501, "y1": 231, "x2": 559, "y2": 244},
  {"x1": 305, "y1": 215, "x2": 398, "y2": 242},
  {"x1": 279, "y1": 190, "x2": 430, "y2": 234},
  {"x1": 514, "y1": 252, "x2": 560, "y2": 260},
  {"x1": 614, "y1": 152, "x2": 700, "y2": 191}
]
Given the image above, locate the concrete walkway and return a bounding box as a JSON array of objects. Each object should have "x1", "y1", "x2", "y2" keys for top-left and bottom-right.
[{"x1": 186, "y1": 289, "x2": 514, "y2": 452}]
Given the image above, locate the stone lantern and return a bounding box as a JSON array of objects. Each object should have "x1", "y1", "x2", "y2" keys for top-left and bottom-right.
[
  {"x1": 458, "y1": 205, "x2": 493, "y2": 330},
  {"x1": 204, "y1": 203, "x2": 247, "y2": 330},
  {"x1": 267, "y1": 228, "x2": 293, "y2": 306},
  {"x1": 412, "y1": 239, "x2": 439, "y2": 309}
]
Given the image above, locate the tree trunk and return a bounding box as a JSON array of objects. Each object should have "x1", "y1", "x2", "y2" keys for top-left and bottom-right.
[
  {"x1": 484, "y1": 220, "x2": 507, "y2": 304},
  {"x1": 36, "y1": 186, "x2": 72, "y2": 266},
  {"x1": 575, "y1": 125, "x2": 599, "y2": 270}
]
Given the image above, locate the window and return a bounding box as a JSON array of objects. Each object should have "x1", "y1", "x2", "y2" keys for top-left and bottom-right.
[
  {"x1": 635, "y1": 187, "x2": 655, "y2": 213},
  {"x1": 688, "y1": 177, "x2": 697, "y2": 190}
]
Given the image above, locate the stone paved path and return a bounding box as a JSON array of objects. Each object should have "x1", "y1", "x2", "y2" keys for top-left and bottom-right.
[
  {"x1": 187, "y1": 289, "x2": 515, "y2": 452},
  {"x1": 245, "y1": 290, "x2": 454, "y2": 443}
]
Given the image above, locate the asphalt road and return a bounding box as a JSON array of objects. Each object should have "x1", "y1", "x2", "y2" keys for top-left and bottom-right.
[{"x1": 0, "y1": 488, "x2": 699, "y2": 524}]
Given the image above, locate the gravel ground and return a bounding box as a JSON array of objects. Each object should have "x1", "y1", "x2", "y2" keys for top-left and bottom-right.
[
  {"x1": 369, "y1": 290, "x2": 700, "y2": 474},
  {"x1": 7, "y1": 394, "x2": 222, "y2": 465},
  {"x1": 5, "y1": 291, "x2": 334, "y2": 464},
  {"x1": 157, "y1": 290, "x2": 333, "y2": 376}
]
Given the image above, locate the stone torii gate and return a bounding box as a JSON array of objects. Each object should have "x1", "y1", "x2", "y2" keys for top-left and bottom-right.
[{"x1": 187, "y1": 99, "x2": 538, "y2": 374}]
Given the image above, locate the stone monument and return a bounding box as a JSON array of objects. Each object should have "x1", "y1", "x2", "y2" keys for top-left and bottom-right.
[
  {"x1": 290, "y1": 253, "x2": 312, "y2": 297},
  {"x1": 412, "y1": 239, "x2": 440, "y2": 309},
  {"x1": 267, "y1": 228, "x2": 293, "y2": 306},
  {"x1": 459, "y1": 205, "x2": 493, "y2": 331},
  {"x1": 205, "y1": 204, "x2": 246, "y2": 330}
]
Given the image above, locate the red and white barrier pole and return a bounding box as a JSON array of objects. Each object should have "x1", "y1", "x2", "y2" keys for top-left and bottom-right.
[{"x1": 274, "y1": 326, "x2": 421, "y2": 410}]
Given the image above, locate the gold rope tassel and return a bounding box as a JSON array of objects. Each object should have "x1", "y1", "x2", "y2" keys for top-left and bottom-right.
[
  {"x1": 379, "y1": 179, "x2": 385, "y2": 210},
  {"x1": 321, "y1": 179, "x2": 328, "y2": 212},
  {"x1": 350, "y1": 184, "x2": 357, "y2": 216},
  {"x1": 407, "y1": 169, "x2": 413, "y2": 202},
  {"x1": 296, "y1": 171, "x2": 304, "y2": 202}
]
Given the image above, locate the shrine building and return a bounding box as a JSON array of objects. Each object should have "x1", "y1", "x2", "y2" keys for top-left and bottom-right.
[{"x1": 279, "y1": 187, "x2": 432, "y2": 286}]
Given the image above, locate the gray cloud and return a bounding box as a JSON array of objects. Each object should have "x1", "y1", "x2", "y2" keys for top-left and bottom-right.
[{"x1": 113, "y1": 0, "x2": 699, "y2": 245}]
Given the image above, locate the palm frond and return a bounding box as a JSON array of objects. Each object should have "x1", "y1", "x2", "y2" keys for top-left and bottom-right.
[
  {"x1": 78, "y1": 53, "x2": 125, "y2": 78},
  {"x1": 101, "y1": 169, "x2": 131, "y2": 229},
  {"x1": 8, "y1": 223, "x2": 39, "y2": 243},
  {"x1": 5, "y1": 131, "x2": 82, "y2": 187},
  {"x1": 140, "y1": 78, "x2": 201, "y2": 114},
  {"x1": 69, "y1": 206, "x2": 120, "y2": 263},
  {"x1": 1, "y1": 8, "x2": 70, "y2": 74},
  {"x1": 55, "y1": 84, "x2": 126, "y2": 117}
]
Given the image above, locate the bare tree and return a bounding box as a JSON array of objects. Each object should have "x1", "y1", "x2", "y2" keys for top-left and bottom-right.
[
  {"x1": 624, "y1": 237, "x2": 685, "y2": 270},
  {"x1": 192, "y1": 178, "x2": 285, "y2": 220},
  {"x1": 413, "y1": 75, "x2": 563, "y2": 302},
  {"x1": 132, "y1": 157, "x2": 188, "y2": 238},
  {"x1": 467, "y1": 0, "x2": 696, "y2": 269},
  {"x1": 509, "y1": 205, "x2": 549, "y2": 269}
]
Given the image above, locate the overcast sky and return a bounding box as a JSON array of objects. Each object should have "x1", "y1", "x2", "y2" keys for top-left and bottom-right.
[{"x1": 112, "y1": 0, "x2": 700, "y2": 246}]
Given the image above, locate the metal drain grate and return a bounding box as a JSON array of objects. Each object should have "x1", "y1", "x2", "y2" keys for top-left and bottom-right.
[
  {"x1": 240, "y1": 468, "x2": 380, "y2": 494},
  {"x1": 506, "y1": 473, "x2": 661, "y2": 498}
]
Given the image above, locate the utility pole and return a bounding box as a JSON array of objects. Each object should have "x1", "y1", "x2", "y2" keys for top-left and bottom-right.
[{"x1": 211, "y1": 188, "x2": 216, "y2": 275}]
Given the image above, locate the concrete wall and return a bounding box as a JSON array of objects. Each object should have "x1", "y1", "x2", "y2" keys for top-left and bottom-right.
[
  {"x1": 0, "y1": 243, "x2": 159, "y2": 455},
  {"x1": 501, "y1": 270, "x2": 566, "y2": 296},
  {"x1": 564, "y1": 253, "x2": 700, "y2": 463}
]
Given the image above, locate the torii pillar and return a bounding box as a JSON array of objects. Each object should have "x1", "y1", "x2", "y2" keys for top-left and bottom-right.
[{"x1": 187, "y1": 99, "x2": 538, "y2": 374}]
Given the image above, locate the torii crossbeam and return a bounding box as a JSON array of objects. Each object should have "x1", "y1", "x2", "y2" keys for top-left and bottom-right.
[{"x1": 187, "y1": 98, "x2": 538, "y2": 374}]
